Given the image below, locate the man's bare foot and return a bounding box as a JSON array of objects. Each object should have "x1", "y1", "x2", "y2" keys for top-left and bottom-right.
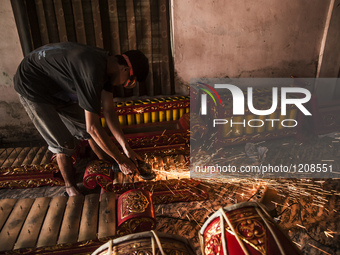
[{"x1": 65, "y1": 185, "x2": 82, "y2": 196}]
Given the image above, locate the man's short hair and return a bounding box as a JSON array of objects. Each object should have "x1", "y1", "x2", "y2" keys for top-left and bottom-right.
[{"x1": 118, "y1": 50, "x2": 149, "y2": 82}]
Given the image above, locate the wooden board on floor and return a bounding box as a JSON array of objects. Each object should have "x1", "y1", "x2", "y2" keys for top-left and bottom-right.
[
  {"x1": 58, "y1": 195, "x2": 84, "y2": 244},
  {"x1": 14, "y1": 197, "x2": 51, "y2": 250},
  {"x1": 0, "y1": 198, "x2": 34, "y2": 252},
  {"x1": 21, "y1": 147, "x2": 40, "y2": 166},
  {"x1": 0, "y1": 198, "x2": 17, "y2": 230},
  {"x1": 11, "y1": 147, "x2": 31, "y2": 167},
  {"x1": 0, "y1": 193, "x2": 119, "y2": 253},
  {"x1": 0, "y1": 148, "x2": 15, "y2": 167},
  {"x1": 40, "y1": 149, "x2": 53, "y2": 165},
  {"x1": 78, "y1": 193, "x2": 100, "y2": 242},
  {"x1": 1, "y1": 148, "x2": 22, "y2": 168},
  {"x1": 31, "y1": 146, "x2": 48, "y2": 165},
  {"x1": 0, "y1": 148, "x2": 5, "y2": 157},
  {"x1": 98, "y1": 192, "x2": 116, "y2": 240},
  {"x1": 36, "y1": 196, "x2": 68, "y2": 248}
]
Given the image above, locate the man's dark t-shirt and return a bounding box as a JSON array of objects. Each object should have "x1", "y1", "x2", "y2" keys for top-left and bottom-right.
[{"x1": 14, "y1": 42, "x2": 111, "y2": 115}]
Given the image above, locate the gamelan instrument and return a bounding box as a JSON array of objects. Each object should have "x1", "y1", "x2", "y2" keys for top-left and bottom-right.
[
  {"x1": 83, "y1": 159, "x2": 209, "y2": 205},
  {"x1": 103, "y1": 96, "x2": 190, "y2": 152},
  {"x1": 0, "y1": 146, "x2": 64, "y2": 189},
  {"x1": 91, "y1": 231, "x2": 196, "y2": 255},
  {"x1": 106, "y1": 96, "x2": 190, "y2": 127},
  {"x1": 199, "y1": 202, "x2": 302, "y2": 255},
  {"x1": 0, "y1": 190, "x2": 156, "y2": 254}
]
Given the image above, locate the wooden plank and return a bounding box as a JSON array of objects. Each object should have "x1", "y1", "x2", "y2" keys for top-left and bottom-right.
[
  {"x1": 58, "y1": 195, "x2": 84, "y2": 244},
  {"x1": 0, "y1": 148, "x2": 5, "y2": 159},
  {"x1": 53, "y1": 0, "x2": 68, "y2": 42},
  {"x1": 0, "y1": 148, "x2": 14, "y2": 167},
  {"x1": 159, "y1": 0, "x2": 172, "y2": 95},
  {"x1": 35, "y1": 0, "x2": 50, "y2": 45},
  {"x1": 11, "y1": 147, "x2": 31, "y2": 167},
  {"x1": 31, "y1": 146, "x2": 48, "y2": 165},
  {"x1": 40, "y1": 149, "x2": 53, "y2": 165},
  {"x1": 1, "y1": 147, "x2": 24, "y2": 168},
  {"x1": 126, "y1": 0, "x2": 137, "y2": 49},
  {"x1": 0, "y1": 199, "x2": 17, "y2": 230},
  {"x1": 98, "y1": 192, "x2": 116, "y2": 240},
  {"x1": 21, "y1": 147, "x2": 40, "y2": 166},
  {"x1": 107, "y1": 0, "x2": 120, "y2": 54},
  {"x1": 43, "y1": 0, "x2": 60, "y2": 43},
  {"x1": 72, "y1": 0, "x2": 87, "y2": 44},
  {"x1": 36, "y1": 196, "x2": 68, "y2": 248},
  {"x1": 14, "y1": 197, "x2": 51, "y2": 250},
  {"x1": 91, "y1": 0, "x2": 103, "y2": 48},
  {"x1": 0, "y1": 198, "x2": 34, "y2": 252},
  {"x1": 78, "y1": 194, "x2": 100, "y2": 242}
]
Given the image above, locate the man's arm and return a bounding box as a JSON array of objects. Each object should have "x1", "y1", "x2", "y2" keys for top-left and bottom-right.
[
  {"x1": 101, "y1": 90, "x2": 142, "y2": 164},
  {"x1": 84, "y1": 106, "x2": 138, "y2": 175}
]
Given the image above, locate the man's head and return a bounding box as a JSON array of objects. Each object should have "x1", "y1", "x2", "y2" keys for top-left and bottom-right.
[{"x1": 113, "y1": 50, "x2": 149, "y2": 89}]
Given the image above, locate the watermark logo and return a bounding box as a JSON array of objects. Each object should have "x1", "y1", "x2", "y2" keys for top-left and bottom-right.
[
  {"x1": 201, "y1": 84, "x2": 311, "y2": 116},
  {"x1": 190, "y1": 78, "x2": 339, "y2": 180},
  {"x1": 198, "y1": 82, "x2": 312, "y2": 129},
  {"x1": 197, "y1": 82, "x2": 223, "y2": 115}
]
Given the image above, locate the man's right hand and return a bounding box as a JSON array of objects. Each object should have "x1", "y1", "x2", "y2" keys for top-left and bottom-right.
[{"x1": 117, "y1": 156, "x2": 140, "y2": 175}]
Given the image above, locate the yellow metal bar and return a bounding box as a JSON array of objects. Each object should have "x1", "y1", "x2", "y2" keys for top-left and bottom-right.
[
  {"x1": 150, "y1": 99, "x2": 159, "y2": 123},
  {"x1": 100, "y1": 116, "x2": 107, "y2": 128},
  {"x1": 134, "y1": 100, "x2": 143, "y2": 124},
  {"x1": 185, "y1": 96, "x2": 190, "y2": 113},
  {"x1": 142, "y1": 100, "x2": 151, "y2": 123},
  {"x1": 125, "y1": 101, "x2": 135, "y2": 125},
  {"x1": 157, "y1": 98, "x2": 166, "y2": 122},
  {"x1": 178, "y1": 96, "x2": 186, "y2": 118},
  {"x1": 116, "y1": 102, "x2": 126, "y2": 126},
  {"x1": 165, "y1": 98, "x2": 172, "y2": 121},
  {"x1": 172, "y1": 97, "x2": 179, "y2": 120}
]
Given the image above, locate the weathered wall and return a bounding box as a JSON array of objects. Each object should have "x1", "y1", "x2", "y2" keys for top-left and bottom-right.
[
  {"x1": 0, "y1": 0, "x2": 339, "y2": 143},
  {"x1": 0, "y1": 0, "x2": 41, "y2": 144},
  {"x1": 173, "y1": 0, "x2": 332, "y2": 94}
]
